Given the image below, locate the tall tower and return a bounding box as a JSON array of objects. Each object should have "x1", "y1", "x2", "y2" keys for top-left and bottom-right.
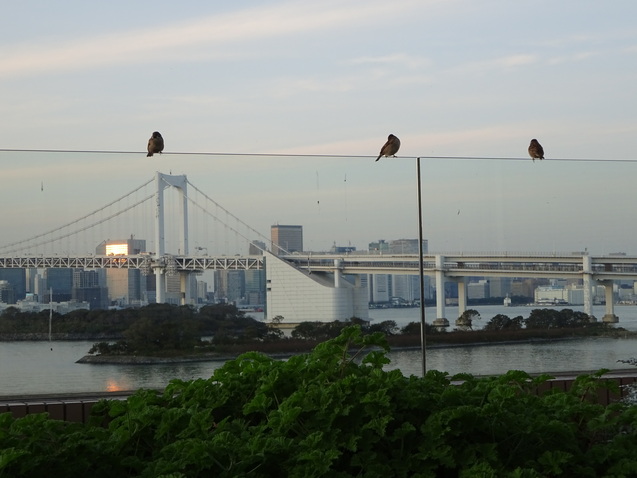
[
  {"x1": 153, "y1": 172, "x2": 190, "y2": 304},
  {"x1": 270, "y1": 225, "x2": 303, "y2": 255},
  {"x1": 96, "y1": 237, "x2": 147, "y2": 306}
]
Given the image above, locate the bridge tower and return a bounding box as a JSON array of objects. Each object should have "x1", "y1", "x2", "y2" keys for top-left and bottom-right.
[{"x1": 153, "y1": 172, "x2": 191, "y2": 304}]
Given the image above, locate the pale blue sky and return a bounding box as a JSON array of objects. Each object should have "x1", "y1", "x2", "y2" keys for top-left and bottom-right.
[{"x1": 1, "y1": 1, "x2": 637, "y2": 255}]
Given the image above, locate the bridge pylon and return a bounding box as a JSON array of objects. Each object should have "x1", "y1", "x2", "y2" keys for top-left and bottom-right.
[{"x1": 153, "y1": 172, "x2": 191, "y2": 305}]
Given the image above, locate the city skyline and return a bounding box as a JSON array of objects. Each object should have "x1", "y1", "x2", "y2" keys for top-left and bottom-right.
[{"x1": 1, "y1": 2, "x2": 637, "y2": 255}]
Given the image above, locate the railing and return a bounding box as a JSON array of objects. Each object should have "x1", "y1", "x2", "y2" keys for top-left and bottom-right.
[{"x1": 3, "y1": 371, "x2": 637, "y2": 423}]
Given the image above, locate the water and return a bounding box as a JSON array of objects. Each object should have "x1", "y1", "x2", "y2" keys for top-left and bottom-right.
[{"x1": 2, "y1": 304, "x2": 637, "y2": 396}]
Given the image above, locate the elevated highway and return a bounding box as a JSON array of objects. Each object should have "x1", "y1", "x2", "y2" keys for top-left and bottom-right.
[{"x1": 1, "y1": 252, "x2": 636, "y2": 324}]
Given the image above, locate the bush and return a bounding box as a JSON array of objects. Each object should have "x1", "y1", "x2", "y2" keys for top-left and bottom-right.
[{"x1": 3, "y1": 326, "x2": 637, "y2": 477}]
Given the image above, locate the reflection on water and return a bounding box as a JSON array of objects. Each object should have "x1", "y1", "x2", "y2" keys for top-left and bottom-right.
[
  {"x1": 2, "y1": 304, "x2": 637, "y2": 396},
  {"x1": 0, "y1": 341, "x2": 225, "y2": 396}
]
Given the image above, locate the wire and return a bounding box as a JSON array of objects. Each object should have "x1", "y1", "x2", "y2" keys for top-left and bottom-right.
[{"x1": 1, "y1": 148, "x2": 636, "y2": 162}]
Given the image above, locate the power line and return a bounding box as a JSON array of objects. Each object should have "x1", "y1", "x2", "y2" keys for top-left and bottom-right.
[{"x1": 0, "y1": 148, "x2": 636, "y2": 162}]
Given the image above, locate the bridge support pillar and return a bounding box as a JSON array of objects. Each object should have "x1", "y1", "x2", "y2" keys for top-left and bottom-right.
[
  {"x1": 433, "y1": 255, "x2": 449, "y2": 327},
  {"x1": 456, "y1": 278, "x2": 467, "y2": 318},
  {"x1": 334, "y1": 259, "x2": 342, "y2": 287},
  {"x1": 155, "y1": 269, "x2": 165, "y2": 304},
  {"x1": 599, "y1": 280, "x2": 618, "y2": 323},
  {"x1": 582, "y1": 255, "x2": 593, "y2": 318}
]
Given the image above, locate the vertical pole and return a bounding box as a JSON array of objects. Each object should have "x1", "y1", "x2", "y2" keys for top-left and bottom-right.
[
  {"x1": 48, "y1": 288, "x2": 52, "y2": 342},
  {"x1": 155, "y1": 172, "x2": 165, "y2": 303},
  {"x1": 416, "y1": 158, "x2": 427, "y2": 376}
]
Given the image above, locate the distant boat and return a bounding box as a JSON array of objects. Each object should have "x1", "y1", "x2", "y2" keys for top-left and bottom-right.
[{"x1": 503, "y1": 295, "x2": 512, "y2": 307}]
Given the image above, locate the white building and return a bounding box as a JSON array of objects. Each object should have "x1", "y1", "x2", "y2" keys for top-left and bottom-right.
[
  {"x1": 534, "y1": 285, "x2": 585, "y2": 305},
  {"x1": 265, "y1": 252, "x2": 368, "y2": 325}
]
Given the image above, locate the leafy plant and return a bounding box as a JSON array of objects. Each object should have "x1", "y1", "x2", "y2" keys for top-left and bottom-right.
[{"x1": 2, "y1": 325, "x2": 637, "y2": 477}]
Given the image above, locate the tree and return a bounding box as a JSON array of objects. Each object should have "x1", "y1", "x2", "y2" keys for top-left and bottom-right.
[
  {"x1": 483, "y1": 314, "x2": 523, "y2": 331},
  {"x1": 291, "y1": 321, "x2": 349, "y2": 341},
  {"x1": 525, "y1": 308, "x2": 560, "y2": 329},
  {"x1": 456, "y1": 309, "x2": 480, "y2": 330},
  {"x1": 368, "y1": 320, "x2": 398, "y2": 335},
  {"x1": 122, "y1": 315, "x2": 201, "y2": 352},
  {"x1": 401, "y1": 321, "x2": 438, "y2": 335}
]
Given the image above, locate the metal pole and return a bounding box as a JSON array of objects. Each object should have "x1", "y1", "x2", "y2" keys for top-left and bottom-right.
[
  {"x1": 48, "y1": 288, "x2": 52, "y2": 342},
  {"x1": 417, "y1": 158, "x2": 427, "y2": 376}
]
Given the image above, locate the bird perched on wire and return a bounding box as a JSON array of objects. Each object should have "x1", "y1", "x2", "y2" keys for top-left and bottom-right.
[
  {"x1": 528, "y1": 138, "x2": 544, "y2": 162},
  {"x1": 375, "y1": 134, "x2": 400, "y2": 161},
  {"x1": 147, "y1": 131, "x2": 164, "y2": 157}
]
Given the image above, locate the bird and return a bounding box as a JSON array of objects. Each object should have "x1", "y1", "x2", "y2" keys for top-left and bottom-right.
[
  {"x1": 147, "y1": 131, "x2": 164, "y2": 157},
  {"x1": 375, "y1": 134, "x2": 400, "y2": 161},
  {"x1": 528, "y1": 139, "x2": 544, "y2": 162}
]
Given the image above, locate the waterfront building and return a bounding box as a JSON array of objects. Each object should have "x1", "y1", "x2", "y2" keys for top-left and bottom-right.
[
  {"x1": 391, "y1": 275, "x2": 421, "y2": 302},
  {"x1": 488, "y1": 277, "x2": 512, "y2": 298},
  {"x1": 265, "y1": 251, "x2": 368, "y2": 325},
  {"x1": 534, "y1": 285, "x2": 587, "y2": 305},
  {"x1": 368, "y1": 274, "x2": 390, "y2": 303},
  {"x1": 467, "y1": 280, "x2": 490, "y2": 300}
]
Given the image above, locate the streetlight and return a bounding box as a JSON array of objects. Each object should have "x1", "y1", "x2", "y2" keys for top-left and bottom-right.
[{"x1": 416, "y1": 158, "x2": 427, "y2": 376}]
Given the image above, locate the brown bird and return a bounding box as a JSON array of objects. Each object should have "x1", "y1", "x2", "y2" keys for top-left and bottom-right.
[
  {"x1": 528, "y1": 138, "x2": 544, "y2": 162},
  {"x1": 375, "y1": 134, "x2": 400, "y2": 161},
  {"x1": 147, "y1": 131, "x2": 164, "y2": 157}
]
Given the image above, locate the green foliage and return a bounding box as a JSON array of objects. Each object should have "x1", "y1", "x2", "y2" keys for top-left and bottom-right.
[
  {"x1": 3, "y1": 326, "x2": 637, "y2": 477},
  {"x1": 525, "y1": 308, "x2": 595, "y2": 329},
  {"x1": 484, "y1": 314, "x2": 524, "y2": 331},
  {"x1": 290, "y1": 320, "x2": 350, "y2": 341},
  {"x1": 456, "y1": 309, "x2": 480, "y2": 329}
]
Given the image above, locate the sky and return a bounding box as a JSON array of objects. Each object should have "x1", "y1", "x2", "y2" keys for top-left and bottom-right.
[{"x1": 2, "y1": 0, "x2": 637, "y2": 256}]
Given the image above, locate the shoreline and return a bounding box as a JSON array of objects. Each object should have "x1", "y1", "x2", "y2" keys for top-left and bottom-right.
[{"x1": 76, "y1": 336, "x2": 604, "y2": 365}]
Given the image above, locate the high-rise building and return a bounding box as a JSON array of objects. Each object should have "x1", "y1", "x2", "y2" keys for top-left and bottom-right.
[
  {"x1": 96, "y1": 238, "x2": 147, "y2": 305},
  {"x1": 72, "y1": 269, "x2": 108, "y2": 309},
  {"x1": 368, "y1": 240, "x2": 389, "y2": 253},
  {"x1": 249, "y1": 240, "x2": 266, "y2": 255},
  {"x1": 214, "y1": 269, "x2": 245, "y2": 304},
  {"x1": 0, "y1": 280, "x2": 15, "y2": 304},
  {"x1": 46, "y1": 268, "x2": 74, "y2": 302},
  {"x1": 245, "y1": 269, "x2": 265, "y2": 305},
  {"x1": 0, "y1": 269, "x2": 26, "y2": 301},
  {"x1": 271, "y1": 225, "x2": 303, "y2": 255},
  {"x1": 389, "y1": 238, "x2": 428, "y2": 254}
]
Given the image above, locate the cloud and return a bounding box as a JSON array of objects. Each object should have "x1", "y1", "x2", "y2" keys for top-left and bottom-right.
[
  {"x1": 442, "y1": 53, "x2": 539, "y2": 77},
  {"x1": 349, "y1": 53, "x2": 432, "y2": 69},
  {"x1": 547, "y1": 50, "x2": 598, "y2": 65},
  {"x1": 0, "y1": 0, "x2": 425, "y2": 78}
]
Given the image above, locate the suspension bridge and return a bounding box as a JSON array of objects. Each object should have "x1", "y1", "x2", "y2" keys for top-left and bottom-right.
[{"x1": 1, "y1": 171, "x2": 637, "y2": 324}]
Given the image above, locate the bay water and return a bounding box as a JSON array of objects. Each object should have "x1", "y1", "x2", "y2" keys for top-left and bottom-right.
[{"x1": 2, "y1": 304, "x2": 637, "y2": 396}]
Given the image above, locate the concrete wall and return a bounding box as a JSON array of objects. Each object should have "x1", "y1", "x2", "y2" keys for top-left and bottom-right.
[{"x1": 265, "y1": 252, "x2": 368, "y2": 323}]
